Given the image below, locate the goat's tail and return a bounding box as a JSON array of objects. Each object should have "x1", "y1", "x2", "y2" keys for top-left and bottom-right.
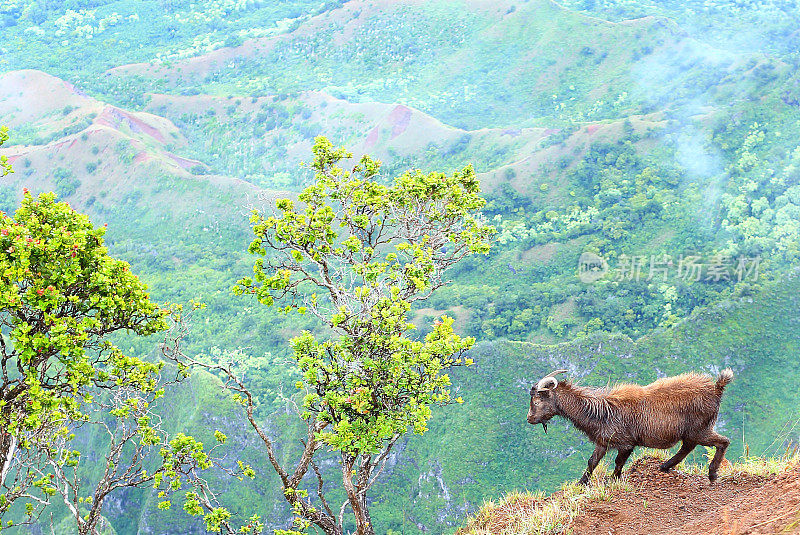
[{"x1": 716, "y1": 368, "x2": 734, "y2": 394}]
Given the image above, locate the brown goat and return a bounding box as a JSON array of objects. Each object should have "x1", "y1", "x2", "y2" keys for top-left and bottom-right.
[{"x1": 527, "y1": 369, "x2": 733, "y2": 484}]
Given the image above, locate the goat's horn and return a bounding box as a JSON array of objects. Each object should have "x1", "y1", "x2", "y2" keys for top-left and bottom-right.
[
  {"x1": 536, "y1": 377, "x2": 558, "y2": 391},
  {"x1": 544, "y1": 369, "x2": 568, "y2": 378}
]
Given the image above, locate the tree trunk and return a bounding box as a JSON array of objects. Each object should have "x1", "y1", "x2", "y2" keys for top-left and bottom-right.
[
  {"x1": 314, "y1": 514, "x2": 343, "y2": 535},
  {"x1": 341, "y1": 454, "x2": 375, "y2": 535},
  {"x1": 352, "y1": 493, "x2": 374, "y2": 535},
  {"x1": 285, "y1": 487, "x2": 342, "y2": 535},
  {"x1": 79, "y1": 495, "x2": 106, "y2": 535},
  {"x1": 0, "y1": 428, "x2": 15, "y2": 489},
  {"x1": 347, "y1": 494, "x2": 373, "y2": 535}
]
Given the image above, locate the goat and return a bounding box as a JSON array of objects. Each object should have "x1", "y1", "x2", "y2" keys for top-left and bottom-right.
[{"x1": 527, "y1": 368, "x2": 733, "y2": 484}]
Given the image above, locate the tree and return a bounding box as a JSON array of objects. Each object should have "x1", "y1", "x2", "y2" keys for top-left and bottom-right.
[
  {"x1": 0, "y1": 191, "x2": 167, "y2": 527},
  {"x1": 41, "y1": 364, "x2": 184, "y2": 535},
  {"x1": 167, "y1": 137, "x2": 494, "y2": 534},
  {"x1": 39, "y1": 304, "x2": 257, "y2": 535},
  {"x1": 1, "y1": 126, "x2": 12, "y2": 177}
]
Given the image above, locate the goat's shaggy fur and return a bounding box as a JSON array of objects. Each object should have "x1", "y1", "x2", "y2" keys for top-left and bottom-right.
[{"x1": 528, "y1": 369, "x2": 733, "y2": 484}]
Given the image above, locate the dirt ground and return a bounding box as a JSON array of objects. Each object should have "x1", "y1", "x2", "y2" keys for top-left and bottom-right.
[{"x1": 572, "y1": 458, "x2": 800, "y2": 534}]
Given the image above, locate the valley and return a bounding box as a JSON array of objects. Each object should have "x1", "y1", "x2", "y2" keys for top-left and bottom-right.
[{"x1": 1, "y1": 0, "x2": 799, "y2": 532}]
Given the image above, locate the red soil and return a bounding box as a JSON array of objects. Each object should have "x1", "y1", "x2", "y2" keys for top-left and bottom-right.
[
  {"x1": 572, "y1": 458, "x2": 800, "y2": 534},
  {"x1": 167, "y1": 153, "x2": 203, "y2": 170},
  {"x1": 364, "y1": 126, "x2": 381, "y2": 149},
  {"x1": 389, "y1": 105, "x2": 413, "y2": 139},
  {"x1": 96, "y1": 107, "x2": 166, "y2": 143}
]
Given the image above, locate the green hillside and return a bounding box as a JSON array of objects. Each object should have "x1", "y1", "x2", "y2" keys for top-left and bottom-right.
[
  {"x1": 102, "y1": 0, "x2": 783, "y2": 128},
  {"x1": 369, "y1": 272, "x2": 800, "y2": 531},
  {"x1": 1, "y1": 0, "x2": 800, "y2": 533},
  {"x1": 557, "y1": 0, "x2": 800, "y2": 58}
]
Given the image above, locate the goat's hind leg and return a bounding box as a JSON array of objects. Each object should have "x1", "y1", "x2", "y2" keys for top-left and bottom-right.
[
  {"x1": 659, "y1": 441, "x2": 696, "y2": 473},
  {"x1": 579, "y1": 443, "x2": 608, "y2": 486},
  {"x1": 698, "y1": 431, "x2": 730, "y2": 482},
  {"x1": 613, "y1": 447, "x2": 634, "y2": 479}
]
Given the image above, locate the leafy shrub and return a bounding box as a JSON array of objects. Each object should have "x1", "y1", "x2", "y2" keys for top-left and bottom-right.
[{"x1": 53, "y1": 167, "x2": 81, "y2": 198}]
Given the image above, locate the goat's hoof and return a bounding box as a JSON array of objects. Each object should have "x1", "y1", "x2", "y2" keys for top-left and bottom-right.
[
  {"x1": 578, "y1": 476, "x2": 590, "y2": 486},
  {"x1": 658, "y1": 464, "x2": 671, "y2": 473},
  {"x1": 708, "y1": 471, "x2": 718, "y2": 483}
]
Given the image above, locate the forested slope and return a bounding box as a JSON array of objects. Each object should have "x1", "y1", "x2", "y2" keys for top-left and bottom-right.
[
  {"x1": 376, "y1": 272, "x2": 800, "y2": 531},
  {"x1": 1, "y1": 0, "x2": 799, "y2": 532}
]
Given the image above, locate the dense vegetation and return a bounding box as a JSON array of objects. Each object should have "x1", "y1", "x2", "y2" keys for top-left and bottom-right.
[{"x1": 1, "y1": 0, "x2": 799, "y2": 533}]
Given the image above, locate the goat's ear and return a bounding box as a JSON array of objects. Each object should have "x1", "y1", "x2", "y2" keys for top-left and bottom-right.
[{"x1": 529, "y1": 386, "x2": 535, "y2": 396}]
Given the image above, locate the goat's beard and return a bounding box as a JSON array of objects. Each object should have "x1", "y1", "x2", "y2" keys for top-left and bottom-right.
[{"x1": 542, "y1": 422, "x2": 547, "y2": 434}]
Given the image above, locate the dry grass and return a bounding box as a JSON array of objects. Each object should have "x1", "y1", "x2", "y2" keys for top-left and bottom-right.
[
  {"x1": 457, "y1": 446, "x2": 800, "y2": 535},
  {"x1": 676, "y1": 444, "x2": 800, "y2": 479},
  {"x1": 456, "y1": 462, "x2": 631, "y2": 535},
  {"x1": 626, "y1": 444, "x2": 800, "y2": 479}
]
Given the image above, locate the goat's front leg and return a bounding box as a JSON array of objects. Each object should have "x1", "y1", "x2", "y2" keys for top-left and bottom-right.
[
  {"x1": 579, "y1": 443, "x2": 608, "y2": 485},
  {"x1": 613, "y1": 447, "x2": 634, "y2": 479},
  {"x1": 659, "y1": 441, "x2": 696, "y2": 473}
]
